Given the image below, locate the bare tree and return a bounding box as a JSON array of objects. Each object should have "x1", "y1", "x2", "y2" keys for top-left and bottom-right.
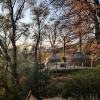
[
  {"x1": 59, "y1": 24, "x2": 76, "y2": 57},
  {"x1": 45, "y1": 21, "x2": 60, "y2": 54},
  {"x1": 27, "y1": 1, "x2": 49, "y2": 99},
  {"x1": 29, "y1": 1, "x2": 49, "y2": 63},
  {"x1": 0, "y1": 0, "x2": 29, "y2": 99}
]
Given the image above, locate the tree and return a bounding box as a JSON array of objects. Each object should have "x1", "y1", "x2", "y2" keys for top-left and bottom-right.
[
  {"x1": 45, "y1": 21, "x2": 60, "y2": 54},
  {"x1": 29, "y1": 0, "x2": 49, "y2": 62},
  {"x1": 27, "y1": 0, "x2": 49, "y2": 99},
  {"x1": 50, "y1": 0, "x2": 100, "y2": 44},
  {"x1": 0, "y1": 0, "x2": 29, "y2": 99},
  {"x1": 93, "y1": 0, "x2": 100, "y2": 44},
  {"x1": 59, "y1": 24, "x2": 76, "y2": 57}
]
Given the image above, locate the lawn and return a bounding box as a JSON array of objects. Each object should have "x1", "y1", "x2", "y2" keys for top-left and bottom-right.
[
  {"x1": 47, "y1": 66, "x2": 100, "y2": 99},
  {"x1": 66, "y1": 66, "x2": 100, "y2": 78}
]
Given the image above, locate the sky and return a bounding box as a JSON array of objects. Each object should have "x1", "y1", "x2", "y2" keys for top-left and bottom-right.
[
  {"x1": 0, "y1": 0, "x2": 100, "y2": 47},
  {"x1": 20, "y1": 0, "x2": 100, "y2": 23}
]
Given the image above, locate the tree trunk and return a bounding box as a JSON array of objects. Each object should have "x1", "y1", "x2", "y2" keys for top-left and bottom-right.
[
  {"x1": 94, "y1": 0, "x2": 100, "y2": 44},
  {"x1": 8, "y1": 0, "x2": 20, "y2": 99},
  {"x1": 33, "y1": 15, "x2": 41, "y2": 99},
  {"x1": 95, "y1": 15, "x2": 100, "y2": 44},
  {"x1": 79, "y1": 32, "x2": 82, "y2": 52},
  {"x1": 64, "y1": 37, "x2": 66, "y2": 57}
]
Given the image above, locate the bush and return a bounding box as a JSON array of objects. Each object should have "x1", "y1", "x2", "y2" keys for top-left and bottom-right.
[{"x1": 47, "y1": 70, "x2": 100, "y2": 99}]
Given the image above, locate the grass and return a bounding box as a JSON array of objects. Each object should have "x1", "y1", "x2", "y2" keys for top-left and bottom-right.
[
  {"x1": 57, "y1": 66, "x2": 100, "y2": 78},
  {"x1": 47, "y1": 66, "x2": 100, "y2": 98},
  {"x1": 69, "y1": 66, "x2": 100, "y2": 76}
]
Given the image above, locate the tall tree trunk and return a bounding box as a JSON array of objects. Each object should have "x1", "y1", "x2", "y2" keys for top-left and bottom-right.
[
  {"x1": 63, "y1": 37, "x2": 66, "y2": 57},
  {"x1": 34, "y1": 15, "x2": 41, "y2": 99},
  {"x1": 94, "y1": 9, "x2": 100, "y2": 44},
  {"x1": 94, "y1": 0, "x2": 100, "y2": 44},
  {"x1": 85, "y1": 0, "x2": 100, "y2": 44},
  {"x1": 95, "y1": 17, "x2": 100, "y2": 44},
  {"x1": 51, "y1": 44, "x2": 55, "y2": 54},
  {"x1": 8, "y1": 0, "x2": 20, "y2": 99},
  {"x1": 79, "y1": 32, "x2": 82, "y2": 52}
]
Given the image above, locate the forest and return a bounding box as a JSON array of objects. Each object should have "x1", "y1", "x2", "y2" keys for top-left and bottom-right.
[{"x1": 0, "y1": 0, "x2": 100, "y2": 100}]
